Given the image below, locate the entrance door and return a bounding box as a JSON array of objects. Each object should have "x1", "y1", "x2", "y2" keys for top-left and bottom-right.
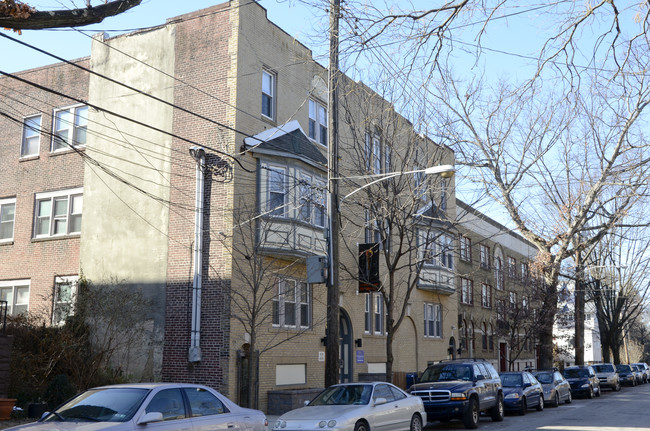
[
  {"x1": 499, "y1": 343, "x2": 507, "y2": 372},
  {"x1": 340, "y1": 310, "x2": 353, "y2": 383}
]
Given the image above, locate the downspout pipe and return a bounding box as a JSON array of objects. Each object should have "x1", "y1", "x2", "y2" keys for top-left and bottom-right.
[{"x1": 189, "y1": 147, "x2": 205, "y2": 363}]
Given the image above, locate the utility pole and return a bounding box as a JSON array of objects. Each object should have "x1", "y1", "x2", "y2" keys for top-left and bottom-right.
[
  {"x1": 325, "y1": 0, "x2": 341, "y2": 387},
  {"x1": 575, "y1": 247, "x2": 585, "y2": 365}
]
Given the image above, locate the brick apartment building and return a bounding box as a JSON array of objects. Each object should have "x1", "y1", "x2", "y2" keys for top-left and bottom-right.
[
  {"x1": 0, "y1": 0, "x2": 502, "y2": 412},
  {"x1": 455, "y1": 200, "x2": 540, "y2": 372}
]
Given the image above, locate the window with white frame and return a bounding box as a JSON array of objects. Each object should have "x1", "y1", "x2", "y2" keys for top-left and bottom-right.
[
  {"x1": 298, "y1": 173, "x2": 326, "y2": 227},
  {"x1": 365, "y1": 293, "x2": 371, "y2": 333},
  {"x1": 272, "y1": 279, "x2": 311, "y2": 328},
  {"x1": 424, "y1": 302, "x2": 442, "y2": 338},
  {"x1": 21, "y1": 114, "x2": 41, "y2": 157},
  {"x1": 479, "y1": 244, "x2": 490, "y2": 268},
  {"x1": 53, "y1": 276, "x2": 78, "y2": 326},
  {"x1": 268, "y1": 167, "x2": 287, "y2": 217},
  {"x1": 0, "y1": 280, "x2": 29, "y2": 316},
  {"x1": 384, "y1": 143, "x2": 391, "y2": 173},
  {"x1": 373, "y1": 134, "x2": 381, "y2": 174},
  {"x1": 365, "y1": 211, "x2": 381, "y2": 244},
  {"x1": 261, "y1": 70, "x2": 275, "y2": 120},
  {"x1": 496, "y1": 299, "x2": 506, "y2": 321},
  {"x1": 52, "y1": 105, "x2": 88, "y2": 151},
  {"x1": 495, "y1": 257, "x2": 504, "y2": 290},
  {"x1": 0, "y1": 198, "x2": 16, "y2": 242},
  {"x1": 420, "y1": 231, "x2": 453, "y2": 269},
  {"x1": 459, "y1": 235, "x2": 471, "y2": 262},
  {"x1": 308, "y1": 99, "x2": 327, "y2": 146},
  {"x1": 460, "y1": 278, "x2": 473, "y2": 305},
  {"x1": 509, "y1": 291, "x2": 517, "y2": 309},
  {"x1": 481, "y1": 283, "x2": 492, "y2": 308},
  {"x1": 440, "y1": 178, "x2": 448, "y2": 211},
  {"x1": 374, "y1": 293, "x2": 384, "y2": 335},
  {"x1": 507, "y1": 257, "x2": 516, "y2": 278},
  {"x1": 521, "y1": 262, "x2": 529, "y2": 280},
  {"x1": 522, "y1": 295, "x2": 529, "y2": 311},
  {"x1": 34, "y1": 188, "x2": 83, "y2": 238}
]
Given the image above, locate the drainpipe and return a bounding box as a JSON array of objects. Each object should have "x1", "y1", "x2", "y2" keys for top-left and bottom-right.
[{"x1": 189, "y1": 147, "x2": 206, "y2": 363}]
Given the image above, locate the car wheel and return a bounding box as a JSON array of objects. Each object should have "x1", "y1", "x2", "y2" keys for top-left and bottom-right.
[
  {"x1": 587, "y1": 386, "x2": 594, "y2": 399},
  {"x1": 518, "y1": 397, "x2": 527, "y2": 416},
  {"x1": 354, "y1": 421, "x2": 369, "y2": 431},
  {"x1": 552, "y1": 391, "x2": 560, "y2": 407},
  {"x1": 409, "y1": 414, "x2": 422, "y2": 431},
  {"x1": 615, "y1": 382, "x2": 621, "y2": 392},
  {"x1": 489, "y1": 393, "x2": 504, "y2": 422},
  {"x1": 462, "y1": 397, "x2": 480, "y2": 429},
  {"x1": 595, "y1": 386, "x2": 601, "y2": 397},
  {"x1": 536, "y1": 395, "x2": 544, "y2": 411},
  {"x1": 565, "y1": 390, "x2": 572, "y2": 404}
]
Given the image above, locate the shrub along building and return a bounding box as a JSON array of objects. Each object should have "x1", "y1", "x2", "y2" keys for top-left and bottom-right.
[
  {"x1": 1, "y1": 1, "x2": 463, "y2": 412},
  {"x1": 455, "y1": 200, "x2": 541, "y2": 372}
]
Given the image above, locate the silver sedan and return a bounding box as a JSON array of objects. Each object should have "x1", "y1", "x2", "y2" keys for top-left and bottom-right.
[
  {"x1": 272, "y1": 382, "x2": 426, "y2": 431},
  {"x1": 4, "y1": 383, "x2": 267, "y2": 431}
]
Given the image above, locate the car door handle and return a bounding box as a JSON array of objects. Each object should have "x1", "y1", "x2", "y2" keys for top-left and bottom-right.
[{"x1": 228, "y1": 423, "x2": 235, "y2": 428}]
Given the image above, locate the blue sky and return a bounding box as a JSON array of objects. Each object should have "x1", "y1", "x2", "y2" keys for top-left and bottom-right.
[{"x1": 1, "y1": 0, "x2": 325, "y2": 73}]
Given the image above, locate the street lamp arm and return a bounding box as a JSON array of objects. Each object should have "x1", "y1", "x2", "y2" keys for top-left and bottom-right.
[{"x1": 341, "y1": 164, "x2": 455, "y2": 199}]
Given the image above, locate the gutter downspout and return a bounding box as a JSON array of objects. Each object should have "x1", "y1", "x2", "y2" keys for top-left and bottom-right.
[{"x1": 189, "y1": 147, "x2": 205, "y2": 363}]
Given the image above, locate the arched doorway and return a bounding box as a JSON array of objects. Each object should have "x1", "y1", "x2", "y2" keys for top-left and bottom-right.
[{"x1": 340, "y1": 309, "x2": 353, "y2": 383}]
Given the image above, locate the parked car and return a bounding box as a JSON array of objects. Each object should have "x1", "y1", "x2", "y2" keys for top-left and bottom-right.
[
  {"x1": 631, "y1": 362, "x2": 650, "y2": 383},
  {"x1": 274, "y1": 382, "x2": 425, "y2": 431},
  {"x1": 500, "y1": 371, "x2": 544, "y2": 415},
  {"x1": 630, "y1": 364, "x2": 645, "y2": 384},
  {"x1": 563, "y1": 365, "x2": 601, "y2": 398},
  {"x1": 407, "y1": 358, "x2": 504, "y2": 429},
  {"x1": 532, "y1": 369, "x2": 572, "y2": 406},
  {"x1": 3, "y1": 383, "x2": 267, "y2": 431},
  {"x1": 615, "y1": 364, "x2": 637, "y2": 386},
  {"x1": 591, "y1": 363, "x2": 621, "y2": 391}
]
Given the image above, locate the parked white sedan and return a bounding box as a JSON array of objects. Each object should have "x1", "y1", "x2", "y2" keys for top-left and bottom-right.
[
  {"x1": 272, "y1": 382, "x2": 426, "y2": 431},
  {"x1": 5, "y1": 383, "x2": 267, "y2": 431}
]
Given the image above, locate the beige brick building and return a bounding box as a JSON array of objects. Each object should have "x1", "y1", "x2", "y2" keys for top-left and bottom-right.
[{"x1": 1, "y1": 0, "x2": 462, "y2": 413}]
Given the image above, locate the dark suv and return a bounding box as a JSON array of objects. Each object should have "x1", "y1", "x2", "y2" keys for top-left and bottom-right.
[
  {"x1": 563, "y1": 365, "x2": 601, "y2": 398},
  {"x1": 407, "y1": 359, "x2": 504, "y2": 429}
]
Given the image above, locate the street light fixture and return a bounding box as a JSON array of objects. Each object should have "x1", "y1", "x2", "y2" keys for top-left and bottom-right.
[{"x1": 325, "y1": 163, "x2": 455, "y2": 385}]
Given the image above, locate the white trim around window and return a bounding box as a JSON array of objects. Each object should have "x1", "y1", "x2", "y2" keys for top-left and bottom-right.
[
  {"x1": 53, "y1": 275, "x2": 78, "y2": 326},
  {"x1": 51, "y1": 105, "x2": 88, "y2": 152},
  {"x1": 308, "y1": 99, "x2": 327, "y2": 147},
  {"x1": 267, "y1": 166, "x2": 287, "y2": 217},
  {"x1": 272, "y1": 278, "x2": 311, "y2": 329},
  {"x1": 33, "y1": 187, "x2": 83, "y2": 238},
  {"x1": 0, "y1": 197, "x2": 16, "y2": 242},
  {"x1": 261, "y1": 69, "x2": 276, "y2": 120},
  {"x1": 0, "y1": 279, "x2": 30, "y2": 316},
  {"x1": 424, "y1": 302, "x2": 442, "y2": 338},
  {"x1": 21, "y1": 114, "x2": 42, "y2": 158}
]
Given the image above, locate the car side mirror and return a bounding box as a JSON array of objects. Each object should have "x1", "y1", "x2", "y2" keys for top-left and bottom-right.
[
  {"x1": 373, "y1": 398, "x2": 388, "y2": 406},
  {"x1": 524, "y1": 382, "x2": 532, "y2": 388},
  {"x1": 304, "y1": 400, "x2": 310, "y2": 406},
  {"x1": 475, "y1": 374, "x2": 485, "y2": 381},
  {"x1": 137, "y1": 412, "x2": 164, "y2": 425}
]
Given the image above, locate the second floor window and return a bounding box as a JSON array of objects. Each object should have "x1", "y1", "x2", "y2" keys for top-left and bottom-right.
[
  {"x1": 34, "y1": 188, "x2": 83, "y2": 238},
  {"x1": 0, "y1": 198, "x2": 16, "y2": 242},
  {"x1": 268, "y1": 167, "x2": 287, "y2": 217},
  {"x1": 21, "y1": 115, "x2": 41, "y2": 157},
  {"x1": 507, "y1": 257, "x2": 517, "y2": 278},
  {"x1": 460, "y1": 278, "x2": 473, "y2": 305},
  {"x1": 481, "y1": 283, "x2": 492, "y2": 308},
  {"x1": 298, "y1": 174, "x2": 326, "y2": 227},
  {"x1": 262, "y1": 70, "x2": 275, "y2": 120},
  {"x1": 521, "y1": 262, "x2": 529, "y2": 280},
  {"x1": 272, "y1": 279, "x2": 311, "y2": 328},
  {"x1": 424, "y1": 302, "x2": 442, "y2": 338},
  {"x1": 52, "y1": 105, "x2": 88, "y2": 151},
  {"x1": 308, "y1": 99, "x2": 327, "y2": 146}
]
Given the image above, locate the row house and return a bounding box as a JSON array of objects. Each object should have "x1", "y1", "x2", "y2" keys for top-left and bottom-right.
[
  {"x1": 455, "y1": 200, "x2": 541, "y2": 372},
  {"x1": 1, "y1": 1, "x2": 459, "y2": 412}
]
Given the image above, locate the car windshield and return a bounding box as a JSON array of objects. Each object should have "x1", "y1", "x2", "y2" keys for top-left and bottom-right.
[
  {"x1": 616, "y1": 365, "x2": 631, "y2": 372},
  {"x1": 500, "y1": 374, "x2": 523, "y2": 387},
  {"x1": 592, "y1": 365, "x2": 613, "y2": 373},
  {"x1": 564, "y1": 368, "x2": 589, "y2": 378},
  {"x1": 534, "y1": 373, "x2": 552, "y2": 384},
  {"x1": 420, "y1": 364, "x2": 473, "y2": 382},
  {"x1": 309, "y1": 385, "x2": 372, "y2": 406},
  {"x1": 44, "y1": 388, "x2": 149, "y2": 422}
]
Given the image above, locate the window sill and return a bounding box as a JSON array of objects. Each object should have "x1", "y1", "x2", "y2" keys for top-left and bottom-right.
[
  {"x1": 0, "y1": 240, "x2": 14, "y2": 246},
  {"x1": 261, "y1": 114, "x2": 276, "y2": 125},
  {"x1": 19, "y1": 155, "x2": 40, "y2": 162},
  {"x1": 50, "y1": 146, "x2": 85, "y2": 156},
  {"x1": 31, "y1": 234, "x2": 81, "y2": 243}
]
